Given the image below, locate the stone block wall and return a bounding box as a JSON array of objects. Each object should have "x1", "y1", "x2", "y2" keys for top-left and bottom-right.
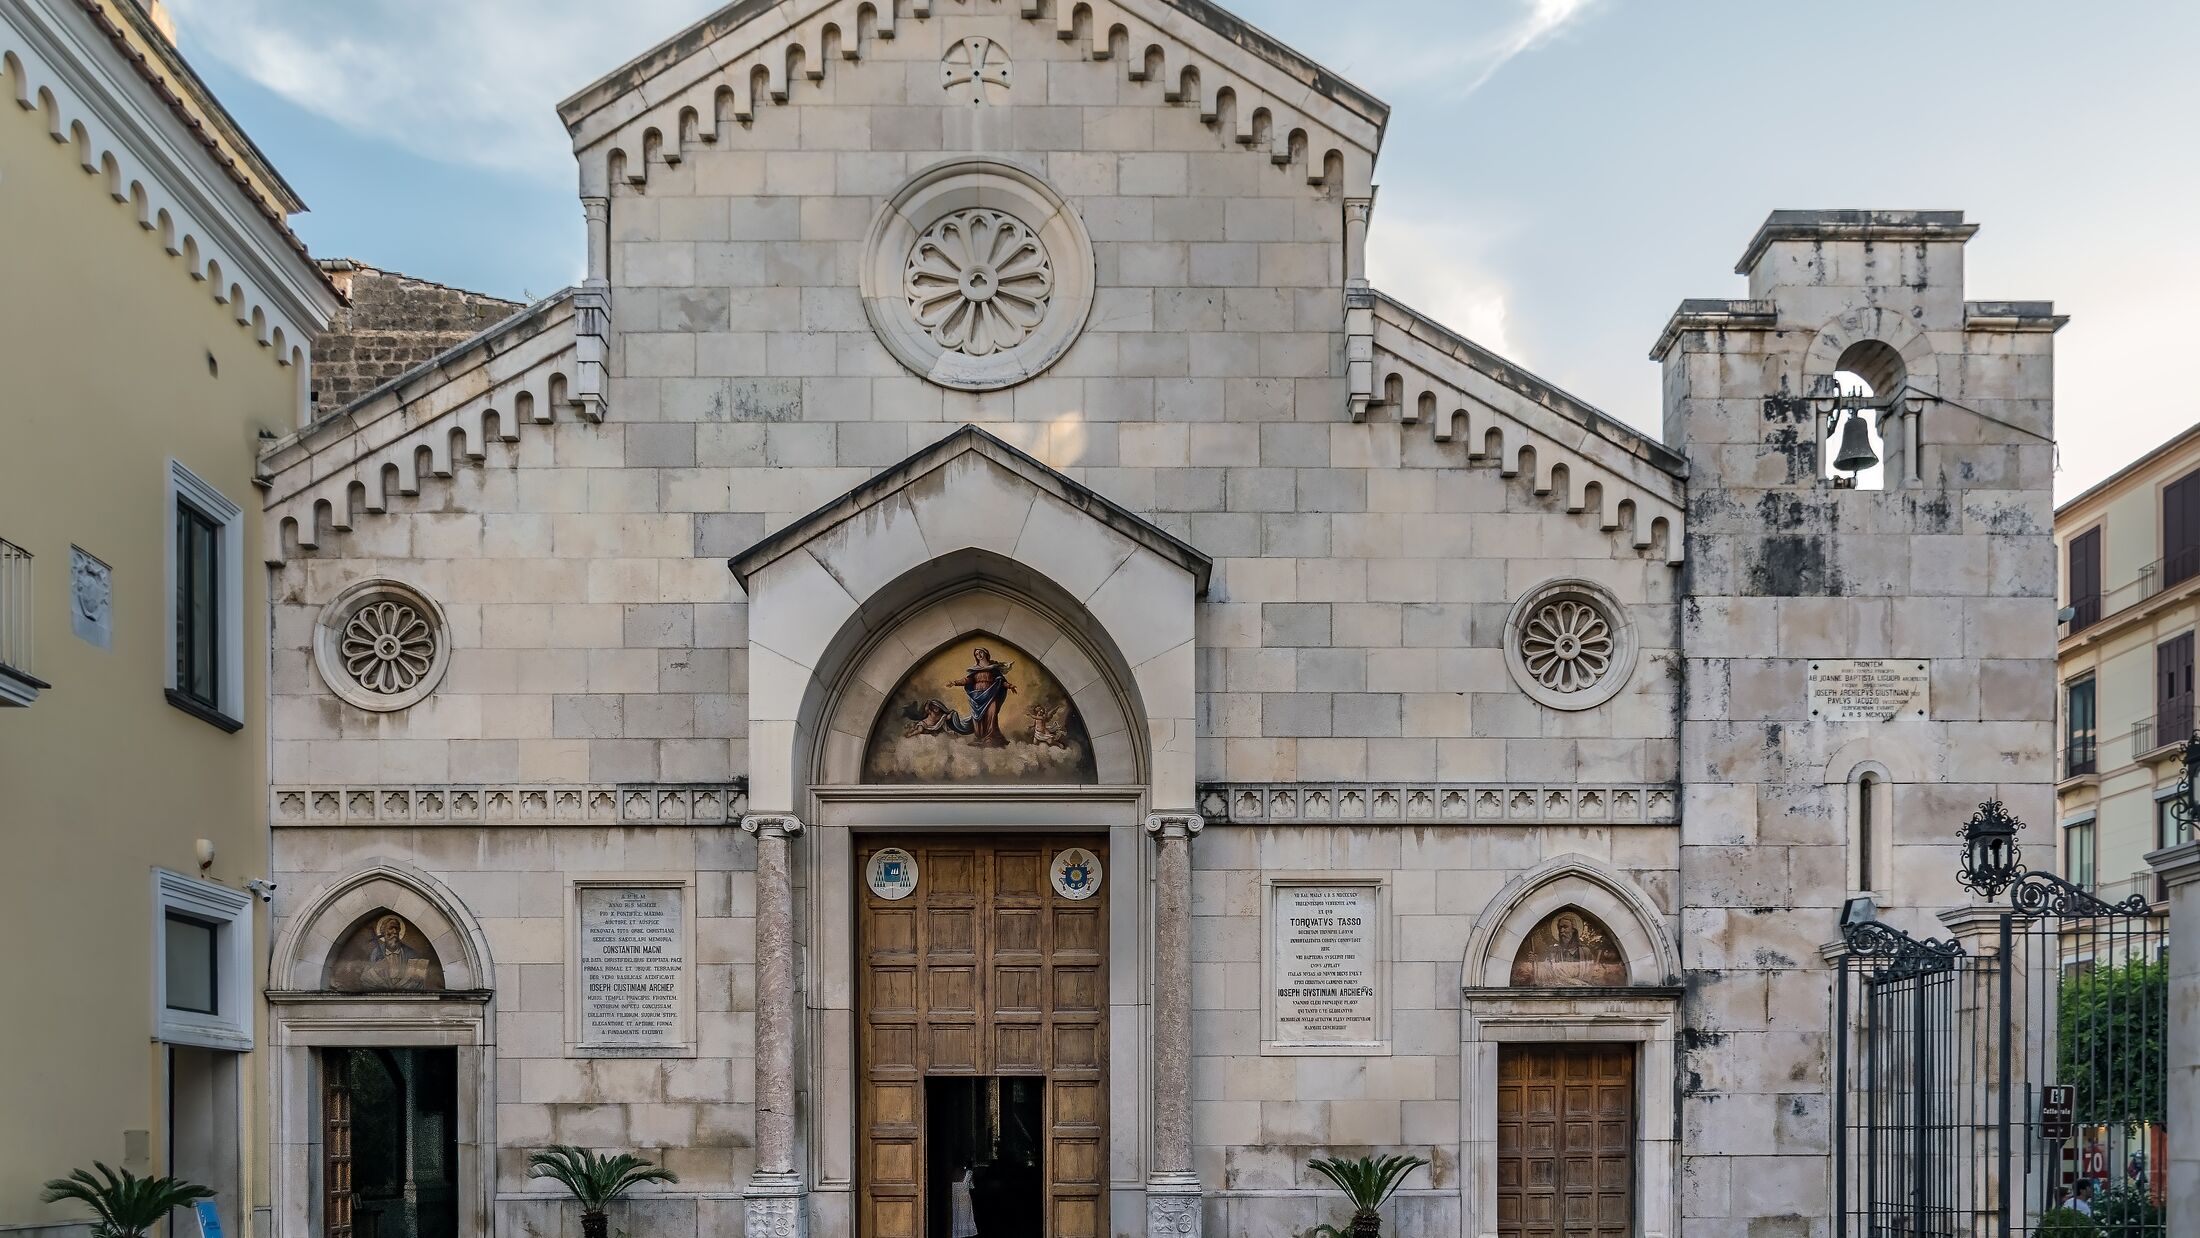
[
  {"x1": 1660, "y1": 212, "x2": 2060, "y2": 1238},
  {"x1": 269, "y1": 823, "x2": 761, "y2": 1211},
  {"x1": 312, "y1": 261, "x2": 521, "y2": 413}
]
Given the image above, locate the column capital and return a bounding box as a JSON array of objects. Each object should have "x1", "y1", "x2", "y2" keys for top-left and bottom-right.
[
  {"x1": 1144, "y1": 812, "x2": 1203, "y2": 841},
  {"x1": 579, "y1": 195, "x2": 609, "y2": 222},
  {"x1": 2150, "y1": 839, "x2": 2200, "y2": 889},
  {"x1": 742, "y1": 812, "x2": 805, "y2": 840},
  {"x1": 1342, "y1": 194, "x2": 1377, "y2": 223}
]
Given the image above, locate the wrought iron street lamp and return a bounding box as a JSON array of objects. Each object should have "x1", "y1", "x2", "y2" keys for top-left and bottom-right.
[
  {"x1": 1956, "y1": 799, "x2": 2024, "y2": 900},
  {"x1": 2170, "y1": 733, "x2": 2200, "y2": 841}
]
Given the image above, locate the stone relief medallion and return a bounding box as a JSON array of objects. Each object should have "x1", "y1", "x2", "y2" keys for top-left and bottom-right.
[
  {"x1": 324, "y1": 909, "x2": 446, "y2": 992},
  {"x1": 861, "y1": 159, "x2": 1096, "y2": 391},
  {"x1": 906, "y1": 210, "x2": 1053, "y2": 356},
  {"x1": 1050, "y1": 847, "x2": 1103, "y2": 901},
  {"x1": 313, "y1": 578, "x2": 451, "y2": 712},
  {"x1": 1509, "y1": 907, "x2": 1628, "y2": 988},
  {"x1": 940, "y1": 36, "x2": 1011, "y2": 104},
  {"x1": 1503, "y1": 578, "x2": 1637, "y2": 711},
  {"x1": 861, "y1": 631, "x2": 1099, "y2": 785},
  {"x1": 68, "y1": 546, "x2": 111, "y2": 649},
  {"x1": 866, "y1": 847, "x2": 919, "y2": 901}
]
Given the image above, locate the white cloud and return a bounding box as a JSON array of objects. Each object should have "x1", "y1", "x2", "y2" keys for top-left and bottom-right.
[
  {"x1": 1364, "y1": 208, "x2": 1519, "y2": 360},
  {"x1": 1317, "y1": 0, "x2": 1602, "y2": 96},
  {"x1": 167, "y1": 0, "x2": 714, "y2": 179}
]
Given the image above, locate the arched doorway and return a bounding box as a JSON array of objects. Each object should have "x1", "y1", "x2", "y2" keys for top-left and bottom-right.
[{"x1": 267, "y1": 864, "x2": 497, "y2": 1238}]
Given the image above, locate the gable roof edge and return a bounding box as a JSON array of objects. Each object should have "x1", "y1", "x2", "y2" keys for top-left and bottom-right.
[
  {"x1": 730, "y1": 424, "x2": 1213, "y2": 596},
  {"x1": 1372, "y1": 290, "x2": 1687, "y2": 481}
]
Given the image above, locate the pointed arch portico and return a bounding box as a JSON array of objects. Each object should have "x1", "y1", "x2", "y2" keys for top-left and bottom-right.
[
  {"x1": 1459, "y1": 854, "x2": 1683, "y2": 1238},
  {"x1": 266, "y1": 861, "x2": 499, "y2": 1238},
  {"x1": 728, "y1": 426, "x2": 1211, "y2": 1238}
]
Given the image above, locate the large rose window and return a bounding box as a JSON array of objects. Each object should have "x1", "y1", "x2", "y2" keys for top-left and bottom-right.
[
  {"x1": 860, "y1": 159, "x2": 1096, "y2": 391},
  {"x1": 906, "y1": 210, "x2": 1054, "y2": 357}
]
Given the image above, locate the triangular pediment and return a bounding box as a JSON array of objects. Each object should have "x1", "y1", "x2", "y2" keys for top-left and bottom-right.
[
  {"x1": 556, "y1": 0, "x2": 1385, "y2": 197},
  {"x1": 728, "y1": 424, "x2": 1212, "y2": 595}
]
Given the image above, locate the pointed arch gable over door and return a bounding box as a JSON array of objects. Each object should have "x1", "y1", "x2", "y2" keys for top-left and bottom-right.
[{"x1": 731, "y1": 424, "x2": 1210, "y2": 815}]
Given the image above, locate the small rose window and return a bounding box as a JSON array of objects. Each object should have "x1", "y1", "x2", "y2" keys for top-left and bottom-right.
[
  {"x1": 314, "y1": 579, "x2": 451, "y2": 712},
  {"x1": 1504, "y1": 580, "x2": 1637, "y2": 711}
]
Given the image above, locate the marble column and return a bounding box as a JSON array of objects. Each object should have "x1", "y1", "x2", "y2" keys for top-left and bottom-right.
[
  {"x1": 2148, "y1": 840, "x2": 2200, "y2": 1236},
  {"x1": 744, "y1": 812, "x2": 805, "y2": 1238},
  {"x1": 1145, "y1": 812, "x2": 1202, "y2": 1238},
  {"x1": 581, "y1": 196, "x2": 610, "y2": 286}
]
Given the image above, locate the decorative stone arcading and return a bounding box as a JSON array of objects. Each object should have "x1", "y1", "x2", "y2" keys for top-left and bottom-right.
[
  {"x1": 1195, "y1": 783, "x2": 1677, "y2": 827},
  {"x1": 860, "y1": 159, "x2": 1095, "y2": 391},
  {"x1": 270, "y1": 783, "x2": 748, "y2": 826}
]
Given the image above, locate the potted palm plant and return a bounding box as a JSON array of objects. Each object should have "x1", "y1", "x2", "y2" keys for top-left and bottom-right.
[
  {"x1": 527, "y1": 1145, "x2": 678, "y2": 1238},
  {"x1": 40, "y1": 1164, "x2": 213, "y2": 1238},
  {"x1": 1307, "y1": 1153, "x2": 1428, "y2": 1238}
]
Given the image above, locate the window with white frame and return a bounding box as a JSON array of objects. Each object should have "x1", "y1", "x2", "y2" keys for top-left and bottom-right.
[
  {"x1": 165, "y1": 460, "x2": 243, "y2": 730},
  {"x1": 154, "y1": 869, "x2": 254, "y2": 1050}
]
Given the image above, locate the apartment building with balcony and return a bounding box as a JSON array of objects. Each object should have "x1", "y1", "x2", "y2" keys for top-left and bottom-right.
[{"x1": 2056, "y1": 420, "x2": 2200, "y2": 914}]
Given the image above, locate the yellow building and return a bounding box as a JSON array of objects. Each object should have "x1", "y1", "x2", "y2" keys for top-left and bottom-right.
[
  {"x1": 0, "y1": 1, "x2": 337, "y2": 1235},
  {"x1": 2054, "y1": 420, "x2": 2200, "y2": 921}
]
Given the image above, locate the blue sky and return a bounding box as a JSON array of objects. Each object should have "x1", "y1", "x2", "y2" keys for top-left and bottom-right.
[{"x1": 168, "y1": 0, "x2": 2200, "y2": 498}]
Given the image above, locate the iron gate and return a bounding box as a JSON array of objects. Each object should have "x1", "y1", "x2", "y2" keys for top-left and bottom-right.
[{"x1": 1834, "y1": 857, "x2": 2168, "y2": 1238}]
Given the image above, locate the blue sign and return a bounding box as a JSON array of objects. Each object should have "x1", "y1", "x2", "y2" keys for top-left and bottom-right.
[{"x1": 192, "y1": 1200, "x2": 224, "y2": 1238}]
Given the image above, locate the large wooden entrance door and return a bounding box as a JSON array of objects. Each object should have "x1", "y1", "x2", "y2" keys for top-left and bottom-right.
[
  {"x1": 1496, "y1": 1044, "x2": 1635, "y2": 1238},
  {"x1": 858, "y1": 836, "x2": 1108, "y2": 1238}
]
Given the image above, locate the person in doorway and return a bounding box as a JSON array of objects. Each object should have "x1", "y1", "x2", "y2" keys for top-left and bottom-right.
[{"x1": 2071, "y1": 1179, "x2": 2095, "y2": 1217}]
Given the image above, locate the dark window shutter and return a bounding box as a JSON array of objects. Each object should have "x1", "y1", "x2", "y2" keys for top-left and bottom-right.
[
  {"x1": 2166, "y1": 471, "x2": 2200, "y2": 587},
  {"x1": 2159, "y1": 632, "x2": 2194, "y2": 744},
  {"x1": 2069, "y1": 528, "x2": 2102, "y2": 630}
]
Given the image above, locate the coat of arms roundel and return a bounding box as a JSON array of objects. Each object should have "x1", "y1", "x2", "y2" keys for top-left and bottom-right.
[
  {"x1": 866, "y1": 847, "x2": 919, "y2": 901},
  {"x1": 1050, "y1": 848, "x2": 1103, "y2": 901}
]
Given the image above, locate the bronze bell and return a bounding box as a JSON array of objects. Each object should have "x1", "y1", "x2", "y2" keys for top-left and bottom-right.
[{"x1": 1832, "y1": 408, "x2": 1880, "y2": 474}]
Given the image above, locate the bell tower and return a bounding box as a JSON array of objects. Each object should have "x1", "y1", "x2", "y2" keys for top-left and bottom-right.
[{"x1": 1654, "y1": 210, "x2": 2064, "y2": 1233}]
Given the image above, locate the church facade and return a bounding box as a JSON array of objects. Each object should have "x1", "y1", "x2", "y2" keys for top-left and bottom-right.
[{"x1": 253, "y1": 3, "x2": 2062, "y2": 1237}]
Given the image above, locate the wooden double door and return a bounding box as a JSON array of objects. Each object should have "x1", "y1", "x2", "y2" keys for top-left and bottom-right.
[
  {"x1": 1496, "y1": 1044, "x2": 1636, "y2": 1238},
  {"x1": 858, "y1": 836, "x2": 1108, "y2": 1238}
]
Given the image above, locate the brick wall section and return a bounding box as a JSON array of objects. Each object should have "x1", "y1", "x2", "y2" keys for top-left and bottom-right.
[{"x1": 311, "y1": 260, "x2": 521, "y2": 414}]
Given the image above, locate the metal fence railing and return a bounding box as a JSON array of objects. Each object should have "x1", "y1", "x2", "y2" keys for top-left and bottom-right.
[{"x1": 0, "y1": 539, "x2": 32, "y2": 679}]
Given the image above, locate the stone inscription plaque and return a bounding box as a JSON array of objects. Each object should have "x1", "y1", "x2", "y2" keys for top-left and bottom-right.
[
  {"x1": 578, "y1": 886, "x2": 685, "y2": 1048},
  {"x1": 1271, "y1": 884, "x2": 1381, "y2": 1046},
  {"x1": 1807, "y1": 659, "x2": 1930, "y2": 722}
]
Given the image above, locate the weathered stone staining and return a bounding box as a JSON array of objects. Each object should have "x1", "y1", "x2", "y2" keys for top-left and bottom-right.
[{"x1": 252, "y1": 3, "x2": 2059, "y2": 1238}]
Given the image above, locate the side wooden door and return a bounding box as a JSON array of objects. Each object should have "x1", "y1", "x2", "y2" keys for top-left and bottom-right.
[
  {"x1": 858, "y1": 836, "x2": 1108, "y2": 1238},
  {"x1": 1496, "y1": 1044, "x2": 1635, "y2": 1238}
]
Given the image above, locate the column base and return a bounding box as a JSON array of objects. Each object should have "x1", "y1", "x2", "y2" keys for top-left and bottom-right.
[
  {"x1": 1146, "y1": 1175, "x2": 1203, "y2": 1238},
  {"x1": 744, "y1": 1173, "x2": 805, "y2": 1238}
]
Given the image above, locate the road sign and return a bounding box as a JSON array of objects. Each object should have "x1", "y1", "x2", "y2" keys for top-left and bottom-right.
[{"x1": 2041, "y1": 1084, "x2": 2075, "y2": 1140}]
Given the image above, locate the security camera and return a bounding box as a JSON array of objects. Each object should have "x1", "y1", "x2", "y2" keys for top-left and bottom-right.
[
  {"x1": 246, "y1": 878, "x2": 279, "y2": 903},
  {"x1": 2056, "y1": 606, "x2": 2077, "y2": 625}
]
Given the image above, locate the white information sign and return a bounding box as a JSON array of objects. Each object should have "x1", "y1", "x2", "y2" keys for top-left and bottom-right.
[
  {"x1": 578, "y1": 886, "x2": 686, "y2": 1048},
  {"x1": 1269, "y1": 883, "x2": 1382, "y2": 1049},
  {"x1": 1807, "y1": 659, "x2": 1930, "y2": 722}
]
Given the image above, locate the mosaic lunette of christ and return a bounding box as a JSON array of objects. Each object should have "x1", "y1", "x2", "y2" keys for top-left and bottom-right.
[
  {"x1": 1509, "y1": 907, "x2": 1628, "y2": 987},
  {"x1": 862, "y1": 633, "x2": 1098, "y2": 784},
  {"x1": 324, "y1": 910, "x2": 446, "y2": 992}
]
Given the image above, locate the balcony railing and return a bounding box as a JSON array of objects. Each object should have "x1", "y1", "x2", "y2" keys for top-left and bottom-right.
[
  {"x1": 2062, "y1": 738, "x2": 2099, "y2": 778},
  {"x1": 0, "y1": 539, "x2": 42, "y2": 705},
  {"x1": 2063, "y1": 546, "x2": 2200, "y2": 638},
  {"x1": 2092, "y1": 871, "x2": 2166, "y2": 911},
  {"x1": 2158, "y1": 701, "x2": 2193, "y2": 754}
]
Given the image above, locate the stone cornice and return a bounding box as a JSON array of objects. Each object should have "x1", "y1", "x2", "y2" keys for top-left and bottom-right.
[
  {"x1": 2, "y1": 0, "x2": 339, "y2": 365},
  {"x1": 271, "y1": 783, "x2": 749, "y2": 828},
  {"x1": 1733, "y1": 209, "x2": 1978, "y2": 276},
  {"x1": 1197, "y1": 782, "x2": 1679, "y2": 826}
]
